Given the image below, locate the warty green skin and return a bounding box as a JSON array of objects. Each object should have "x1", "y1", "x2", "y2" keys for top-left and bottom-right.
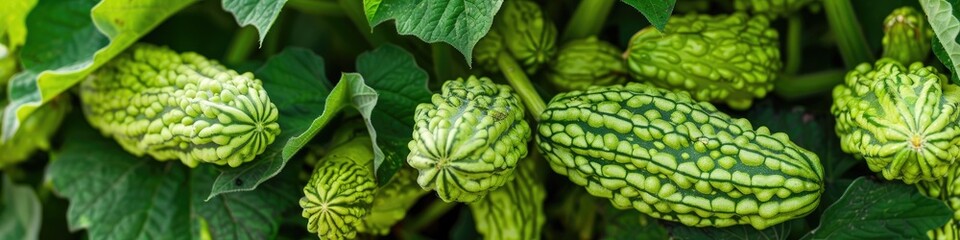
[
  {"x1": 79, "y1": 44, "x2": 280, "y2": 168},
  {"x1": 626, "y1": 13, "x2": 781, "y2": 110},
  {"x1": 357, "y1": 166, "x2": 428, "y2": 235},
  {"x1": 537, "y1": 83, "x2": 824, "y2": 229},
  {"x1": 734, "y1": 0, "x2": 817, "y2": 18},
  {"x1": 831, "y1": 59, "x2": 960, "y2": 184},
  {"x1": 468, "y1": 154, "x2": 546, "y2": 240},
  {"x1": 917, "y1": 165, "x2": 960, "y2": 240},
  {"x1": 407, "y1": 76, "x2": 531, "y2": 203},
  {"x1": 881, "y1": 7, "x2": 933, "y2": 64},
  {"x1": 300, "y1": 137, "x2": 377, "y2": 240},
  {"x1": 473, "y1": 0, "x2": 557, "y2": 74},
  {"x1": 0, "y1": 96, "x2": 69, "y2": 168},
  {"x1": 547, "y1": 37, "x2": 628, "y2": 92}
]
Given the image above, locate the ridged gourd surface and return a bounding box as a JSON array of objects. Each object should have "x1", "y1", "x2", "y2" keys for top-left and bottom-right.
[
  {"x1": 469, "y1": 156, "x2": 546, "y2": 240},
  {"x1": 918, "y1": 165, "x2": 960, "y2": 240},
  {"x1": 300, "y1": 138, "x2": 377, "y2": 240}
]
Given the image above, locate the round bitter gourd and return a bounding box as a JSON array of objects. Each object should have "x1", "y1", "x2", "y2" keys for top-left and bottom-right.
[
  {"x1": 407, "y1": 76, "x2": 531, "y2": 203},
  {"x1": 357, "y1": 166, "x2": 428, "y2": 235},
  {"x1": 625, "y1": 13, "x2": 781, "y2": 110},
  {"x1": 0, "y1": 95, "x2": 69, "y2": 168},
  {"x1": 300, "y1": 136, "x2": 377, "y2": 240},
  {"x1": 78, "y1": 44, "x2": 280, "y2": 167},
  {"x1": 546, "y1": 37, "x2": 628, "y2": 92},
  {"x1": 881, "y1": 7, "x2": 933, "y2": 64},
  {"x1": 831, "y1": 59, "x2": 960, "y2": 183},
  {"x1": 537, "y1": 82, "x2": 823, "y2": 229},
  {"x1": 474, "y1": 0, "x2": 557, "y2": 74},
  {"x1": 468, "y1": 153, "x2": 546, "y2": 240}
]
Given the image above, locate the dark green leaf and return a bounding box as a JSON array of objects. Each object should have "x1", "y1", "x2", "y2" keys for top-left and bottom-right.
[
  {"x1": 806, "y1": 177, "x2": 952, "y2": 239},
  {"x1": 620, "y1": 0, "x2": 676, "y2": 31},
  {"x1": 922, "y1": 0, "x2": 960, "y2": 83},
  {"x1": 0, "y1": 175, "x2": 41, "y2": 240},
  {"x1": 221, "y1": 0, "x2": 287, "y2": 44},
  {"x1": 671, "y1": 223, "x2": 791, "y2": 240},
  {"x1": 601, "y1": 205, "x2": 667, "y2": 240}
]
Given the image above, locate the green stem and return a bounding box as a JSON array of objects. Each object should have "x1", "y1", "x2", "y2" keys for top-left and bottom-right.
[
  {"x1": 224, "y1": 27, "x2": 258, "y2": 65},
  {"x1": 408, "y1": 199, "x2": 457, "y2": 231},
  {"x1": 285, "y1": 0, "x2": 345, "y2": 16},
  {"x1": 561, "y1": 0, "x2": 616, "y2": 42},
  {"x1": 823, "y1": 0, "x2": 874, "y2": 68},
  {"x1": 784, "y1": 15, "x2": 803, "y2": 75},
  {"x1": 432, "y1": 44, "x2": 453, "y2": 81},
  {"x1": 338, "y1": 0, "x2": 385, "y2": 47},
  {"x1": 497, "y1": 53, "x2": 547, "y2": 121},
  {"x1": 773, "y1": 70, "x2": 847, "y2": 100}
]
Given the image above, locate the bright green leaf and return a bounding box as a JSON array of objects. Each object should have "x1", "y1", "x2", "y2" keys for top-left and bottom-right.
[
  {"x1": 671, "y1": 223, "x2": 791, "y2": 240},
  {"x1": 221, "y1": 0, "x2": 287, "y2": 44},
  {"x1": 924, "y1": 0, "x2": 960, "y2": 84},
  {"x1": 48, "y1": 119, "x2": 298, "y2": 240},
  {"x1": 0, "y1": 175, "x2": 41, "y2": 240},
  {"x1": 365, "y1": 0, "x2": 503, "y2": 65},
  {"x1": 806, "y1": 177, "x2": 952, "y2": 239},
  {"x1": 0, "y1": 0, "x2": 37, "y2": 51},
  {"x1": 356, "y1": 44, "x2": 431, "y2": 183},
  {"x1": 2, "y1": 0, "x2": 196, "y2": 141},
  {"x1": 620, "y1": 0, "x2": 676, "y2": 31}
]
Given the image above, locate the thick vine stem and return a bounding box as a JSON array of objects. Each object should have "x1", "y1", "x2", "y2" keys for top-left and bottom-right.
[
  {"x1": 497, "y1": 53, "x2": 547, "y2": 121},
  {"x1": 774, "y1": 69, "x2": 847, "y2": 100},
  {"x1": 561, "y1": 0, "x2": 616, "y2": 42},
  {"x1": 823, "y1": 0, "x2": 874, "y2": 68},
  {"x1": 224, "y1": 27, "x2": 258, "y2": 65},
  {"x1": 784, "y1": 15, "x2": 803, "y2": 75}
]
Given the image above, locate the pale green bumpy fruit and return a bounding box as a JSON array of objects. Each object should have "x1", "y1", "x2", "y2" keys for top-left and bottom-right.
[
  {"x1": 734, "y1": 0, "x2": 817, "y2": 18},
  {"x1": 831, "y1": 59, "x2": 960, "y2": 184},
  {"x1": 546, "y1": 37, "x2": 628, "y2": 92},
  {"x1": 0, "y1": 96, "x2": 69, "y2": 168},
  {"x1": 300, "y1": 137, "x2": 377, "y2": 240},
  {"x1": 468, "y1": 154, "x2": 546, "y2": 240},
  {"x1": 79, "y1": 44, "x2": 280, "y2": 167},
  {"x1": 356, "y1": 166, "x2": 428, "y2": 235},
  {"x1": 537, "y1": 83, "x2": 824, "y2": 229},
  {"x1": 881, "y1": 7, "x2": 933, "y2": 64},
  {"x1": 918, "y1": 165, "x2": 960, "y2": 240},
  {"x1": 626, "y1": 13, "x2": 781, "y2": 110},
  {"x1": 474, "y1": 0, "x2": 557, "y2": 74},
  {"x1": 407, "y1": 76, "x2": 531, "y2": 203}
]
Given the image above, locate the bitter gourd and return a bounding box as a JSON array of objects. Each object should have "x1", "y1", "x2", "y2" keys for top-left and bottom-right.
[
  {"x1": 0, "y1": 96, "x2": 69, "y2": 168},
  {"x1": 474, "y1": 0, "x2": 557, "y2": 74},
  {"x1": 546, "y1": 37, "x2": 628, "y2": 92},
  {"x1": 537, "y1": 82, "x2": 823, "y2": 229},
  {"x1": 78, "y1": 44, "x2": 280, "y2": 167},
  {"x1": 831, "y1": 59, "x2": 960, "y2": 183},
  {"x1": 407, "y1": 76, "x2": 531, "y2": 203},
  {"x1": 917, "y1": 165, "x2": 960, "y2": 240},
  {"x1": 468, "y1": 153, "x2": 546, "y2": 240},
  {"x1": 357, "y1": 166, "x2": 428, "y2": 235},
  {"x1": 625, "y1": 13, "x2": 781, "y2": 110},
  {"x1": 734, "y1": 0, "x2": 817, "y2": 18},
  {"x1": 300, "y1": 136, "x2": 377, "y2": 240},
  {"x1": 881, "y1": 7, "x2": 933, "y2": 64}
]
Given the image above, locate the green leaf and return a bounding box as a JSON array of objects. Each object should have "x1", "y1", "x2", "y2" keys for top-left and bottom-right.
[
  {"x1": 924, "y1": 0, "x2": 960, "y2": 84},
  {"x1": 48, "y1": 118, "x2": 298, "y2": 240},
  {"x1": 0, "y1": 0, "x2": 36, "y2": 51},
  {"x1": 356, "y1": 44, "x2": 431, "y2": 183},
  {"x1": 601, "y1": 205, "x2": 667, "y2": 240},
  {"x1": 221, "y1": 0, "x2": 287, "y2": 45},
  {"x1": 806, "y1": 177, "x2": 952, "y2": 239},
  {"x1": 2, "y1": 0, "x2": 195, "y2": 142},
  {"x1": 208, "y1": 48, "x2": 377, "y2": 199},
  {"x1": 0, "y1": 175, "x2": 41, "y2": 240},
  {"x1": 365, "y1": 0, "x2": 503, "y2": 65},
  {"x1": 671, "y1": 223, "x2": 791, "y2": 240},
  {"x1": 620, "y1": 0, "x2": 676, "y2": 31}
]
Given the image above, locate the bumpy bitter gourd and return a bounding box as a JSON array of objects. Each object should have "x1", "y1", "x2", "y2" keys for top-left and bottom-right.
[
  {"x1": 537, "y1": 83, "x2": 824, "y2": 229},
  {"x1": 78, "y1": 44, "x2": 280, "y2": 167},
  {"x1": 918, "y1": 165, "x2": 960, "y2": 240},
  {"x1": 0, "y1": 96, "x2": 69, "y2": 168},
  {"x1": 546, "y1": 37, "x2": 627, "y2": 91},
  {"x1": 407, "y1": 76, "x2": 531, "y2": 203},
  {"x1": 468, "y1": 154, "x2": 546, "y2": 240},
  {"x1": 357, "y1": 166, "x2": 428, "y2": 235},
  {"x1": 626, "y1": 13, "x2": 781, "y2": 110},
  {"x1": 831, "y1": 59, "x2": 960, "y2": 183},
  {"x1": 300, "y1": 136, "x2": 377, "y2": 240},
  {"x1": 881, "y1": 7, "x2": 933, "y2": 64},
  {"x1": 474, "y1": 0, "x2": 557, "y2": 74}
]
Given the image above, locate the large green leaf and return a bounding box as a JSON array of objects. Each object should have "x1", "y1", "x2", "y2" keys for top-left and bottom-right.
[
  {"x1": 923, "y1": 0, "x2": 960, "y2": 84},
  {"x1": 355, "y1": 44, "x2": 431, "y2": 183},
  {"x1": 0, "y1": 0, "x2": 36, "y2": 51},
  {"x1": 221, "y1": 0, "x2": 287, "y2": 44},
  {"x1": 0, "y1": 175, "x2": 41, "y2": 240},
  {"x1": 805, "y1": 177, "x2": 952, "y2": 239},
  {"x1": 2, "y1": 0, "x2": 195, "y2": 141},
  {"x1": 48, "y1": 118, "x2": 298, "y2": 240},
  {"x1": 364, "y1": 0, "x2": 503, "y2": 65},
  {"x1": 620, "y1": 0, "x2": 676, "y2": 31}
]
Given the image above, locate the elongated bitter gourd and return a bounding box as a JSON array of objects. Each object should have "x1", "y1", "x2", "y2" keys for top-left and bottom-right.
[
  {"x1": 0, "y1": 96, "x2": 69, "y2": 168},
  {"x1": 468, "y1": 154, "x2": 546, "y2": 240},
  {"x1": 357, "y1": 166, "x2": 428, "y2": 235},
  {"x1": 831, "y1": 59, "x2": 960, "y2": 183},
  {"x1": 474, "y1": 0, "x2": 557, "y2": 74},
  {"x1": 537, "y1": 83, "x2": 823, "y2": 229},
  {"x1": 300, "y1": 136, "x2": 377, "y2": 240},
  {"x1": 917, "y1": 165, "x2": 960, "y2": 240},
  {"x1": 407, "y1": 76, "x2": 531, "y2": 203},
  {"x1": 625, "y1": 13, "x2": 781, "y2": 110},
  {"x1": 881, "y1": 7, "x2": 932, "y2": 64},
  {"x1": 78, "y1": 44, "x2": 280, "y2": 167},
  {"x1": 546, "y1": 37, "x2": 627, "y2": 92}
]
